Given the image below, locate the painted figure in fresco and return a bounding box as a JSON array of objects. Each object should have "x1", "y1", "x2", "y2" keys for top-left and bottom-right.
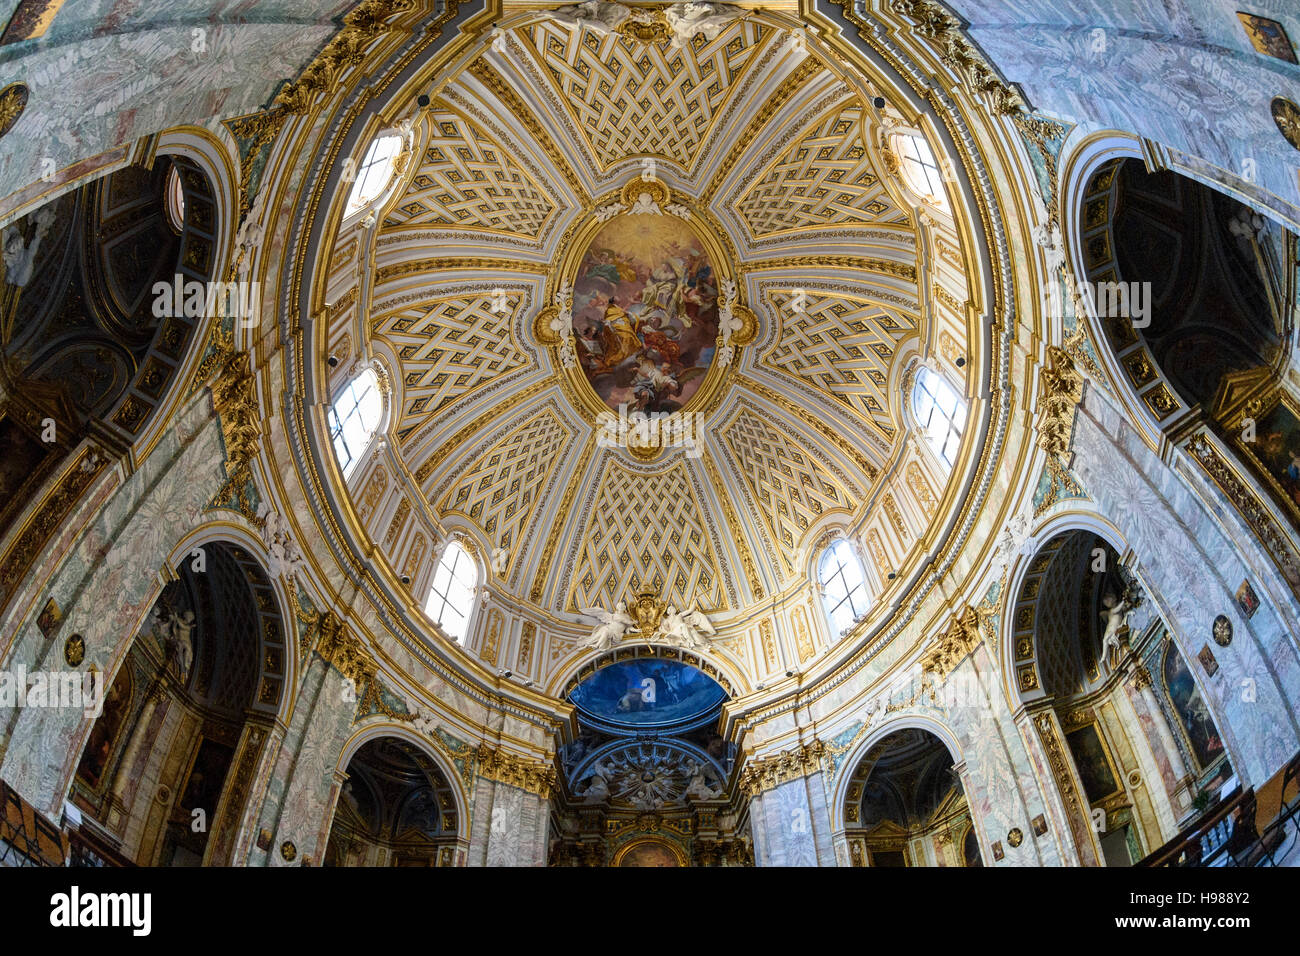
[
  {"x1": 594, "y1": 295, "x2": 643, "y2": 370},
  {"x1": 631, "y1": 358, "x2": 679, "y2": 410}
]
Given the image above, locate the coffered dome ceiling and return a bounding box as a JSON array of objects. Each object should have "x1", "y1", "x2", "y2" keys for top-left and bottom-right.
[{"x1": 319, "y1": 5, "x2": 978, "y2": 676}]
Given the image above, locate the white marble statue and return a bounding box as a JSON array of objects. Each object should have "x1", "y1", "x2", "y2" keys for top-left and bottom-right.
[
  {"x1": 2, "y1": 206, "x2": 55, "y2": 288},
  {"x1": 578, "y1": 601, "x2": 636, "y2": 650},
  {"x1": 664, "y1": 2, "x2": 741, "y2": 49},
  {"x1": 1098, "y1": 591, "x2": 1136, "y2": 670},
  {"x1": 683, "y1": 759, "x2": 721, "y2": 799},
  {"x1": 655, "y1": 605, "x2": 715, "y2": 649},
  {"x1": 257, "y1": 500, "x2": 302, "y2": 579},
  {"x1": 550, "y1": 1, "x2": 630, "y2": 34},
  {"x1": 168, "y1": 609, "x2": 196, "y2": 683},
  {"x1": 1031, "y1": 222, "x2": 1065, "y2": 278},
  {"x1": 581, "y1": 759, "x2": 613, "y2": 802}
]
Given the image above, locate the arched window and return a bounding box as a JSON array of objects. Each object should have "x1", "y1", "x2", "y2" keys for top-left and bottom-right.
[
  {"x1": 894, "y1": 132, "x2": 947, "y2": 209},
  {"x1": 912, "y1": 366, "x2": 966, "y2": 468},
  {"x1": 328, "y1": 367, "x2": 384, "y2": 479},
  {"x1": 425, "y1": 541, "x2": 477, "y2": 642},
  {"x1": 164, "y1": 165, "x2": 186, "y2": 233},
  {"x1": 819, "y1": 539, "x2": 870, "y2": 635},
  {"x1": 345, "y1": 134, "x2": 403, "y2": 218}
]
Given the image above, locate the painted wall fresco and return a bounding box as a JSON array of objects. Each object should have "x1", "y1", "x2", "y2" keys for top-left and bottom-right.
[{"x1": 567, "y1": 659, "x2": 726, "y2": 729}]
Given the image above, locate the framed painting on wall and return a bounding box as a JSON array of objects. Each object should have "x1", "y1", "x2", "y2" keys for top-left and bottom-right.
[
  {"x1": 1064, "y1": 721, "x2": 1122, "y2": 804},
  {"x1": 1237, "y1": 12, "x2": 1298, "y2": 63}
]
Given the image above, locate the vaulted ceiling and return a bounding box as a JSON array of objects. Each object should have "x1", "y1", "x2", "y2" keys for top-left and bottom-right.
[{"x1": 326, "y1": 6, "x2": 972, "y2": 627}]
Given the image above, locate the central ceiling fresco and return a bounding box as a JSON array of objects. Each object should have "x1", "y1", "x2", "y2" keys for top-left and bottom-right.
[{"x1": 321, "y1": 3, "x2": 976, "y2": 681}]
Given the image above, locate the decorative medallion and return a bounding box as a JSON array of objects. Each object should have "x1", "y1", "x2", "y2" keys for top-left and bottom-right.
[
  {"x1": 1271, "y1": 97, "x2": 1300, "y2": 152},
  {"x1": 543, "y1": 176, "x2": 750, "y2": 459},
  {"x1": 1212, "y1": 614, "x2": 1233, "y2": 647},
  {"x1": 1006, "y1": 827, "x2": 1023, "y2": 848},
  {"x1": 280, "y1": 840, "x2": 297, "y2": 861},
  {"x1": 63, "y1": 633, "x2": 85, "y2": 668},
  {"x1": 0, "y1": 83, "x2": 28, "y2": 139}
]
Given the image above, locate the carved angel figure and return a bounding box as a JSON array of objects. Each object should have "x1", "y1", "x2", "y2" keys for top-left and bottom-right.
[
  {"x1": 683, "y1": 759, "x2": 722, "y2": 799},
  {"x1": 579, "y1": 601, "x2": 636, "y2": 650},
  {"x1": 656, "y1": 605, "x2": 715, "y2": 649},
  {"x1": 665, "y1": 2, "x2": 741, "y2": 49},
  {"x1": 168, "y1": 610, "x2": 197, "y2": 683},
  {"x1": 1031, "y1": 222, "x2": 1065, "y2": 278},
  {"x1": 550, "y1": 1, "x2": 630, "y2": 34},
  {"x1": 627, "y1": 191, "x2": 662, "y2": 216},
  {"x1": 1098, "y1": 590, "x2": 1136, "y2": 670}
]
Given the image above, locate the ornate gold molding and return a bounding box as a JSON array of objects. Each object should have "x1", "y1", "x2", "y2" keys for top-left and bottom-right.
[
  {"x1": 274, "y1": 0, "x2": 419, "y2": 115},
  {"x1": 210, "y1": 347, "x2": 262, "y2": 482},
  {"x1": 739, "y1": 740, "x2": 827, "y2": 797},
  {"x1": 1034, "y1": 346, "x2": 1084, "y2": 461},
  {"x1": 474, "y1": 744, "x2": 557, "y2": 798},
  {"x1": 314, "y1": 610, "x2": 378, "y2": 687},
  {"x1": 920, "y1": 605, "x2": 982, "y2": 679},
  {"x1": 1187, "y1": 434, "x2": 1300, "y2": 595}
]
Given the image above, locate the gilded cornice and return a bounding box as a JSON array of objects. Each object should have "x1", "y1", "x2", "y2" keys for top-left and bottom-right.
[
  {"x1": 314, "y1": 610, "x2": 379, "y2": 687},
  {"x1": 739, "y1": 739, "x2": 828, "y2": 797},
  {"x1": 919, "y1": 604, "x2": 983, "y2": 679},
  {"x1": 1034, "y1": 345, "x2": 1084, "y2": 462},
  {"x1": 210, "y1": 346, "x2": 263, "y2": 485},
  {"x1": 274, "y1": 0, "x2": 422, "y2": 115},
  {"x1": 474, "y1": 743, "x2": 558, "y2": 798}
]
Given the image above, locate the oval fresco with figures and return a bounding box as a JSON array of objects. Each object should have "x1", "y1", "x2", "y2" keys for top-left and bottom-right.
[{"x1": 571, "y1": 212, "x2": 720, "y2": 415}]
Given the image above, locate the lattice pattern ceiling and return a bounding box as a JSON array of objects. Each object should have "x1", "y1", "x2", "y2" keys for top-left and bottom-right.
[{"x1": 332, "y1": 8, "x2": 964, "y2": 618}]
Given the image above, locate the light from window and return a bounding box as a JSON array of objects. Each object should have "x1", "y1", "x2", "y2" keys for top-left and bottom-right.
[
  {"x1": 913, "y1": 366, "x2": 966, "y2": 468},
  {"x1": 896, "y1": 133, "x2": 947, "y2": 208},
  {"x1": 425, "y1": 541, "x2": 477, "y2": 642},
  {"x1": 328, "y1": 367, "x2": 383, "y2": 479},
  {"x1": 819, "y1": 539, "x2": 870, "y2": 636},
  {"x1": 345, "y1": 135, "x2": 403, "y2": 217},
  {"x1": 164, "y1": 165, "x2": 186, "y2": 232}
]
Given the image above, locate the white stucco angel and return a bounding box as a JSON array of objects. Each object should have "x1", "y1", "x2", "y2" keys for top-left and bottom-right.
[
  {"x1": 550, "y1": 1, "x2": 630, "y2": 34},
  {"x1": 1031, "y1": 221, "x2": 1065, "y2": 278},
  {"x1": 683, "y1": 758, "x2": 721, "y2": 799},
  {"x1": 656, "y1": 605, "x2": 715, "y2": 649},
  {"x1": 627, "y1": 191, "x2": 662, "y2": 216},
  {"x1": 665, "y1": 2, "x2": 741, "y2": 49},
  {"x1": 579, "y1": 601, "x2": 636, "y2": 650}
]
